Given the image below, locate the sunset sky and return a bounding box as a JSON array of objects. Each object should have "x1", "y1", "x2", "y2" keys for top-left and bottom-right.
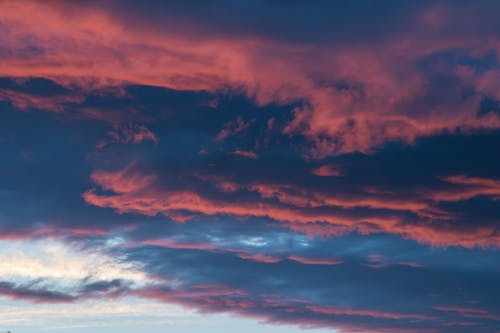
[{"x1": 1, "y1": 1, "x2": 500, "y2": 332}]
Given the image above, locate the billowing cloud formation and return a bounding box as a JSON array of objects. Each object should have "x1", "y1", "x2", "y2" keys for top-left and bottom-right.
[
  {"x1": 1, "y1": 1, "x2": 500, "y2": 156},
  {"x1": 1, "y1": 1, "x2": 500, "y2": 333}
]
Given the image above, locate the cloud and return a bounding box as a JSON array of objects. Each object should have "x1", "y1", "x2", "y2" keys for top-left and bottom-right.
[
  {"x1": 287, "y1": 256, "x2": 343, "y2": 266},
  {"x1": 97, "y1": 123, "x2": 159, "y2": 148},
  {"x1": 433, "y1": 175, "x2": 500, "y2": 202},
  {"x1": 0, "y1": 88, "x2": 85, "y2": 112},
  {"x1": 216, "y1": 117, "x2": 255, "y2": 141},
  {"x1": 1, "y1": 215, "x2": 499, "y2": 332},
  {"x1": 311, "y1": 164, "x2": 342, "y2": 177},
  {"x1": 1, "y1": 1, "x2": 500, "y2": 156},
  {"x1": 0, "y1": 282, "x2": 76, "y2": 303},
  {"x1": 107, "y1": 236, "x2": 500, "y2": 333},
  {"x1": 231, "y1": 150, "x2": 258, "y2": 159},
  {"x1": 434, "y1": 306, "x2": 500, "y2": 321},
  {"x1": 82, "y1": 162, "x2": 500, "y2": 248},
  {"x1": 1, "y1": 2, "x2": 500, "y2": 332}
]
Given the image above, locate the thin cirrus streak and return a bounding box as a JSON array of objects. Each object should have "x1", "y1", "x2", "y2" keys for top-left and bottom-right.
[
  {"x1": 433, "y1": 307, "x2": 500, "y2": 321},
  {"x1": 1, "y1": 1, "x2": 500, "y2": 333},
  {"x1": 131, "y1": 286, "x2": 440, "y2": 333},
  {"x1": 231, "y1": 150, "x2": 258, "y2": 159},
  {"x1": 287, "y1": 256, "x2": 343, "y2": 266}
]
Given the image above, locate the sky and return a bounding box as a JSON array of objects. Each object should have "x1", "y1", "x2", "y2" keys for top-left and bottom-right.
[{"x1": 0, "y1": 1, "x2": 500, "y2": 332}]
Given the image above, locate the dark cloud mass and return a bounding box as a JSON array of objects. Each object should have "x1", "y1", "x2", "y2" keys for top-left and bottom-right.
[{"x1": 0, "y1": 1, "x2": 500, "y2": 332}]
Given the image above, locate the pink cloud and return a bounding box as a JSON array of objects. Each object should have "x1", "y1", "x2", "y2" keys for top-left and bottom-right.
[
  {"x1": 97, "y1": 123, "x2": 159, "y2": 148},
  {"x1": 131, "y1": 285, "x2": 438, "y2": 333},
  {"x1": 216, "y1": 117, "x2": 255, "y2": 141},
  {"x1": 0, "y1": 89, "x2": 85, "y2": 112},
  {"x1": 434, "y1": 306, "x2": 500, "y2": 321},
  {"x1": 82, "y1": 164, "x2": 500, "y2": 247},
  {"x1": 232, "y1": 150, "x2": 258, "y2": 159},
  {"x1": 237, "y1": 253, "x2": 281, "y2": 263},
  {"x1": 288, "y1": 255, "x2": 343, "y2": 265},
  {"x1": 311, "y1": 164, "x2": 342, "y2": 177},
  {"x1": 306, "y1": 304, "x2": 434, "y2": 321},
  {"x1": 82, "y1": 171, "x2": 400, "y2": 228},
  {"x1": 433, "y1": 175, "x2": 500, "y2": 202},
  {"x1": 1, "y1": 1, "x2": 499, "y2": 156}
]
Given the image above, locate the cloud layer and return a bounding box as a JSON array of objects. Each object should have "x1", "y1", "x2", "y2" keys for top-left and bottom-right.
[{"x1": 1, "y1": 1, "x2": 500, "y2": 332}]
